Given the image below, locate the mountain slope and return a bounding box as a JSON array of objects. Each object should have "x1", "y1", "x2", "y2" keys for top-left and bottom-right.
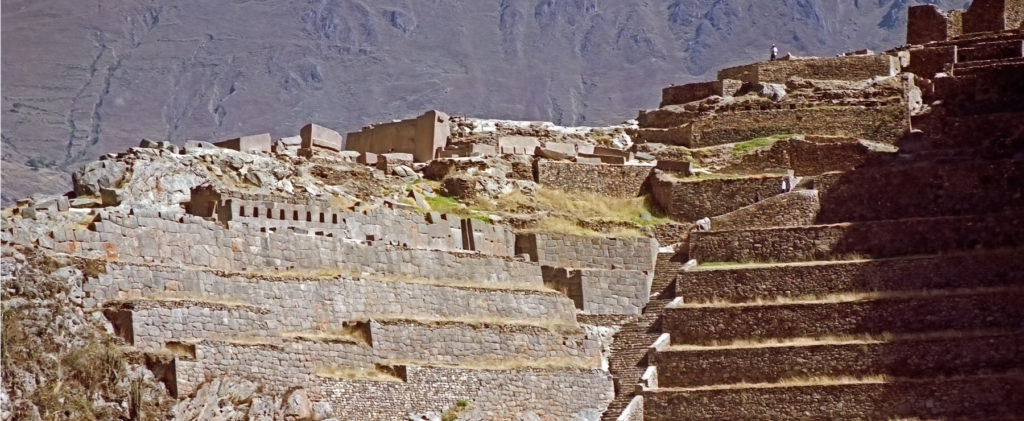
[{"x1": 0, "y1": 0, "x2": 968, "y2": 203}]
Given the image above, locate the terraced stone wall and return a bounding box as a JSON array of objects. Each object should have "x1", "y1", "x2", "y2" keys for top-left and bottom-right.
[
  {"x1": 815, "y1": 159, "x2": 1024, "y2": 223},
  {"x1": 689, "y1": 212, "x2": 1024, "y2": 263},
  {"x1": 105, "y1": 301, "x2": 275, "y2": 350},
  {"x1": 535, "y1": 160, "x2": 653, "y2": 198},
  {"x1": 708, "y1": 190, "x2": 820, "y2": 231},
  {"x1": 675, "y1": 250, "x2": 1024, "y2": 302},
  {"x1": 198, "y1": 195, "x2": 514, "y2": 256},
  {"x1": 906, "y1": 46, "x2": 957, "y2": 78},
  {"x1": 88, "y1": 263, "x2": 576, "y2": 326},
  {"x1": 368, "y1": 320, "x2": 601, "y2": 364},
  {"x1": 541, "y1": 266, "x2": 651, "y2": 315},
  {"x1": 318, "y1": 366, "x2": 613, "y2": 421},
  {"x1": 687, "y1": 105, "x2": 908, "y2": 148},
  {"x1": 47, "y1": 209, "x2": 541, "y2": 284},
  {"x1": 516, "y1": 232, "x2": 657, "y2": 272},
  {"x1": 175, "y1": 339, "x2": 376, "y2": 397},
  {"x1": 716, "y1": 55, "x2": 899, "y2": 84},
  {"x1": 650, "y1": 171, "x2": 790, "y2": 222}
]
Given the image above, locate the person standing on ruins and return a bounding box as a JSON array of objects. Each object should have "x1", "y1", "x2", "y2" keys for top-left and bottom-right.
[{"x1": 770, "y1": 44, "x2": 778, "y2": 61}]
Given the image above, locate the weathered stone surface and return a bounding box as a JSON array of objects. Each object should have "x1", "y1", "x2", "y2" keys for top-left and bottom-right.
[{"x1": 300, "y1": 123, "x2": 344, "y2": 152}]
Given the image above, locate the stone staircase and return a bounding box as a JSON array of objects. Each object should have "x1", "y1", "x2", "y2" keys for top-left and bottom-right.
[{"x1": 600, "y1": 253, "x2": 684, "y2": 421}]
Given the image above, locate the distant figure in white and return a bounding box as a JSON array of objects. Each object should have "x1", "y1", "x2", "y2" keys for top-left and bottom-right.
[{"x1": 770, "y1": 44, "x2": 778, "y2": 61}]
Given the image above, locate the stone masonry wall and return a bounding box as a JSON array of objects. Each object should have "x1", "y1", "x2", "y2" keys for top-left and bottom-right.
[
  {"x1": 650, "y1": 171, "x2": 790, "y2": 222},
  {"x1": 709, "y1": 190, "x2": 820, "y2": 231},
  {"x1": 368, "y1": 320, "x2": 601, "y2": 365},
  {"x1": 319, "y1": 366, "x2": 613, "y2": 421},
  {"x1": 535, "y1": 161, "x2": 653, "y2": 198},
  {"x1": 541, "y1": 267, "x2": 651, "y2": 315},
  {"x1": 716, "y1": 55, "x2": 899, "y2": 84},
  {"x1": 89, "y1": 262, "x2": 577, "y2": 325},
  {"x1": 176, "y1": 339, "x2": 376, "y2": 397},
  {"x1": 107, "y1": 300, "x2": 275, "y2": 351},
  {"x1": 815, "y1": 159, "x2": 1024, "y2": 223},
  {"x1": 48, "y1": 209, "x2": 541, "y2": 285},
  {"x1": 676, "y1": 249, "x2": 1024, "y2": 302},
  {"x1": 221, "y1": 199, "x2": 515, "y2": 256},
  {"x1": 687, "y1": 105, "x2": 908, "y2": 147},
  {"x1": 908, "y1": 5, "x2": 953, "y2": 45},
  {"x1": 689, "y1": 211, "x2": 1024, "y2": 263},
  {"x1": 516, "y1": 232, "x2": 657, "y2": 272}
]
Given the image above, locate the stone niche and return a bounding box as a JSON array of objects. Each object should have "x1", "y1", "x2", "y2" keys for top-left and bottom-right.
[{"x1": 345, "y1": 110, "x2": 450, "y2": 162}]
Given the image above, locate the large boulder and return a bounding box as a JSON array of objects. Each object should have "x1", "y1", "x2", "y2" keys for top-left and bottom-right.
[{"x1": 71, "y1": 160, "x2": 129, "y2": 196}]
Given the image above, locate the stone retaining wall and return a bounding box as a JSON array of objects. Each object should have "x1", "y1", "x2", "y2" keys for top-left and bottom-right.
[
  {"x1": 650, "y1": 171, "x2": 790, "y2": 222},
  {"x1": 643, "y1": 376, "x2": 1023, "y2": 421},
  {"x1": 369, "y1": 320, "x2": 601, "y2": 365},
  {"x1": 88, "y1": 262, "x2": 576, "y2": 325},
  {"x1": 685, "y1": 105, "x2": 908, "y2": 148},
  {"x1": 319, "y1": 366, "x2": 613, "y2": 421},
  {"x1": 716, "y1": 55, "x2": 899, "y2": 84},
  {"x1": 516, "y1": 232, "x2": 657, "y2": 272},
  {"x1": 105, "y1": 300, "x2": 274, "y2": 351},
  {"x1": 535, "y1": 161, "x2": 653, "y2": 198},
  {"x1": 653, "y1": 333, "x2": 1024, "y2": 388},
  {"x1": 689, "y1": 212, "x2": 1024, "y2": 263},
  {"x1": 541, "y1": 267, "x2": 651, "y2": 315},
  {"x1": 709, "y1": 190, "x2": 819, "y2": 231},
  {"x1": 49, "y1": 209, "x2": 541, "y2": 284},
  {"x1": 815, "y1": 159, "x2": 1024, "y2": 223},
  {"x1": 663, "y1": 291, "x2": 1024, "y2": 345},
  {"x1": 176, "y1": 339, "x2": 375, "y2": 397},
  {"x1": 194, "y1": 193, "x2": 514, "y2": 256},
  {"x1": 676, "y1": 249, "x2": 1024, "y2": 302}
]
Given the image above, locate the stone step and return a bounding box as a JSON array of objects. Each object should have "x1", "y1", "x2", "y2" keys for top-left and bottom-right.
[
  {"x1": 906, "y1": 111, "x2": 1024, "y2": 157},
  {"x1": 653, "y1": 331, "x2": 1024, "y2": 388},
  {"x1": 662, "y1": 287, "x2": 1024, "y2": 345},
  {"x1": 814, "y1": 158, "x2": 1024, "y2": 223},
  {"x1": 642, "y1": 372, "x2": 1024, "y2": 421},
  {"x1": 956, "y1": 39, "x2": 1024, "y2": 63},
  {"x1": 675, "y1": 248, "x2": 1024, "y2": 303},
  {"x1": 689, "y1": 211, "x2": 1024, "y2": 264}
]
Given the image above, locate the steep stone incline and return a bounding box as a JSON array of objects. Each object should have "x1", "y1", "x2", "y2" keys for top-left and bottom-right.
[
  {"x1": 0, "y1": 0, "x2": 968, "y2": 203},
  {"x1": 599, "y1": 253, "x2": 683, "y2": 421},
  {"x1": 634, "y1": 26, "x2": 1024, "y2": 420}
]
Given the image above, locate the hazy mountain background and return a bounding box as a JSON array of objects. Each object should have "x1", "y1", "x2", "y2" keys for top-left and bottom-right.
[{"x1": 1, "y1": 0, "x2": 969, "y2": 204}]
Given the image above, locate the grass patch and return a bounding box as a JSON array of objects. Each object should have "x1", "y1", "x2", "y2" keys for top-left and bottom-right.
[
  {"x1": 442, "y1": 399, "x2": 474, "y2": 421},
  {"x1": 315, "y1": 365, "x2": 404, "y2": 382},
  {"x1": 423, "y1": 194, "x2": 492, "y2": 223},
  {"x1": 697, "y1": 261, "x2": 743, "y2": 267},
  {"x1": 732, "y1": 134, "x2": 795, "y2": 156}
]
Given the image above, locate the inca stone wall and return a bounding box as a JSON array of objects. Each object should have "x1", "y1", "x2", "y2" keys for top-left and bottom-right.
[
  {"x1": 318, "y1": 366, "x2": 613, "y2": 420},
  {"x1": 689, "y1": 211, "x2": 1024, "y2": 263},
  {"x1": 105, "y1": 300, "x2": 275, "y2": 351},
  {"x1": 368, "y1": 320, "x2": 601, "y2": 364},
  {"x1": 815, "y1": 159, "x2": 1024, "y2": 223},
  {"x1": 541, "y1": 267, "x2": 651, "y2": 315},
  {"x1": 47, "y1": 209, "x2": 540, "y2": 284},
  {"x1": 90, "y1": 263, "x2": 577, "y2": 326},
  {"x1": 650, "y1": 171, "x2": 791, "y2": 222},
  {"x1": 686, "y1": 105, "x2": 908, "y2": 148},
  {"x1": 516, "y1": 232, "x2": 657, "y2": 272},
  {"x1": 643, "y1": 377, "x2": 1023, "y2": 421},
  {"x1": 535, "y1": 161, "x2": 653, "y2": 198},
  {"x1": 202, "y1": 195, "x2": 515, "y2": 256},
  {"x1": 709, "y1": 190, "x2": 820, "y2": 231},
  {"x1": 653, "y1": 333, "x2": 1024, "y2": 388},
  {"x1": 175, "y1": 339, "x2": 376, "y2": 397},
  {"x1": 675, "y1": 249, "x2": 1024, "y2": 302},
  {"x1": 716, "y1": 55, "x2": 899, "y2": 84}
]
